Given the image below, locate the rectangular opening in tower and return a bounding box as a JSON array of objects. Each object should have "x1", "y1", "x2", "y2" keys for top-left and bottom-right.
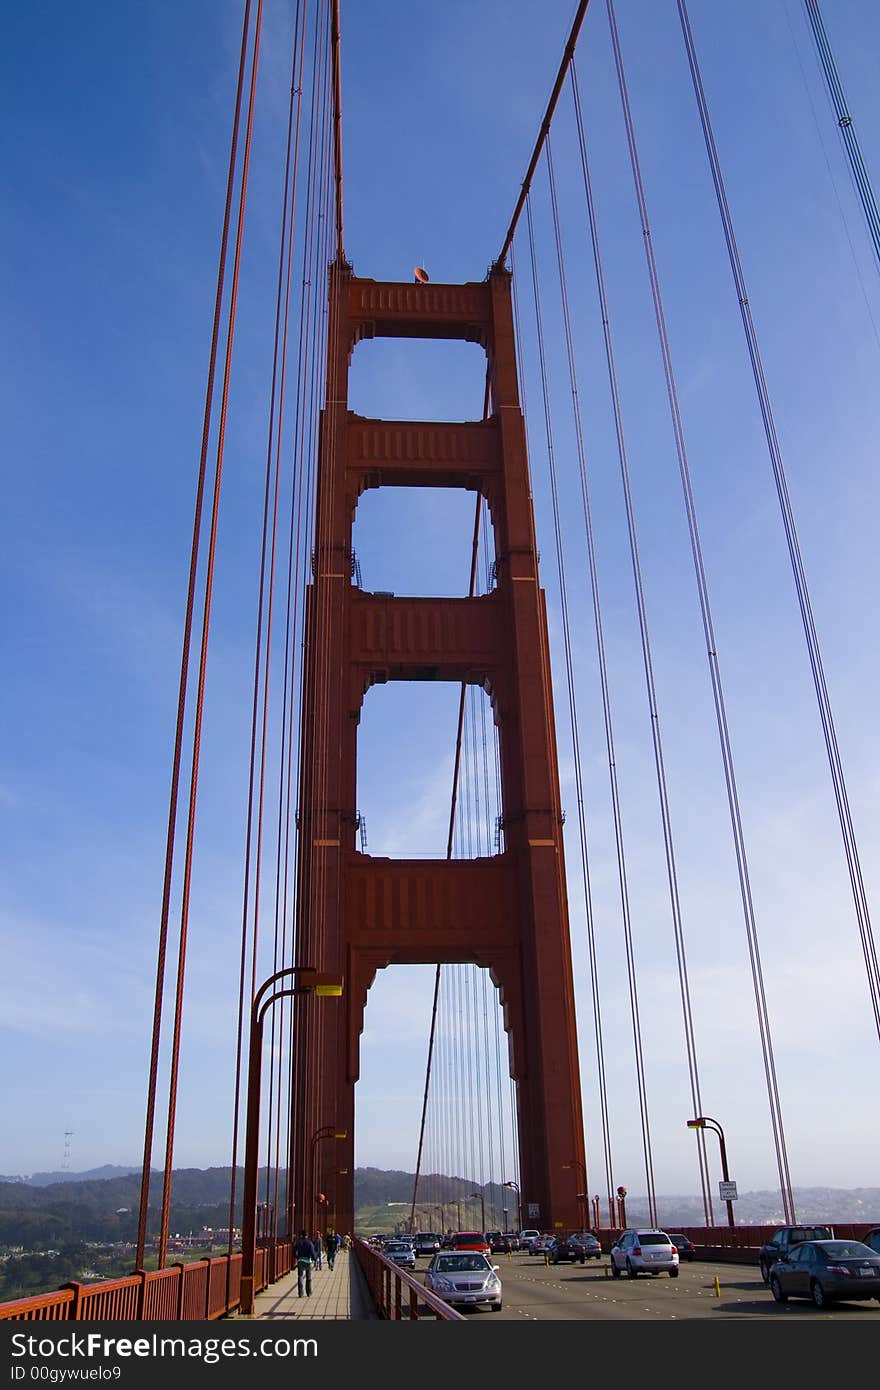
[
  {"x1": 348, "y1": 338, "x2": 488, "y2": 422},
  {"x1": 353, "y1": 487, "x2": 495, "y2": 598},
  {"x1": 355, "y1": 962, "x2": 519, "y2": 1233},
  {"x1": 357, "y1": 681, "x2": 501, "y2": 860}
]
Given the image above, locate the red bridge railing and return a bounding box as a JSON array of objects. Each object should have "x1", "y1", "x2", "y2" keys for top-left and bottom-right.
[
  {"x1": 0, "y1": 1249, "x2": 255, "y2": 1323},
  {"x1": 353, "y1": 1237, "x2": 464, "y2": 1320}
]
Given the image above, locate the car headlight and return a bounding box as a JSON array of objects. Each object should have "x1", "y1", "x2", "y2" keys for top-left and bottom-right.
[
  {"x1": 485, "y1": 1276, "x2": 500, "y2": 1290},
  {"x1": 432, "y1": 1278, "x2": 452, "y2": 1291}
]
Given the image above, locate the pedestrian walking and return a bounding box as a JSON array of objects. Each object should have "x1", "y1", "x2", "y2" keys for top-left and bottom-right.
[
  {"x1": 313, "y1": 1232, "x2": 323, "y2": 1269},
  {"x1": 324, "y1": 1230, "x2": 336, "y2": 1270},
  {"x1": 295, "y1": 1231, "x2": 316, "y2": 1298}
]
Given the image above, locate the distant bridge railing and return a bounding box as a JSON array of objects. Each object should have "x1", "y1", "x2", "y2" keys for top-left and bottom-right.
[
  {"x1": 353, "y1": 1238, "x2": 463, "y2": 1320},
  {"x1": 0, "y1": 1241, "x2": 295, "y2": 1323},
  {"x1": 596, "y1": 1223, "x2": 877, "y2": 1263}
]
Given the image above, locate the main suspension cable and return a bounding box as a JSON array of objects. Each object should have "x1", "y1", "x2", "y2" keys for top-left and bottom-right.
[{"x1": 497, "y1": 0, "x2": 593, "y2": 267}]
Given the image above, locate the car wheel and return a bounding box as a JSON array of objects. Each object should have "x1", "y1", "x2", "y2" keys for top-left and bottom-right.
[
  {"x1": 490, "y1": 1301, "x2": 502, "y2": 1312},
  {"x1": 811, "y1": 1280, "x2": 831, "y2": 1309},
  {"x1": 770, "y1": 1276, "x2": 787, "y2": 1304},
  {"x1": 669, "y1": 1269, "x2": 679, "y2": 1279},
  {"x1": 759, "y1": 1260, "x2": 770, "y2": 1285},
  {"x1": 611, "y1": 1259, "x2": 620, "y2": 1279},
  {"x1": 626, "y1": 1258, "x2": 637, "y2": 1279}
]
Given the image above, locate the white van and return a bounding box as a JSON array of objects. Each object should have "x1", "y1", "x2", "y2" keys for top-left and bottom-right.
[{"x1": 519, "y1": 1229, "x2": 540, "y2": 1250}]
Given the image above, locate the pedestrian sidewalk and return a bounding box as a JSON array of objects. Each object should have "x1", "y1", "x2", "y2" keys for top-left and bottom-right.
[{"x1": 249, "y1": 1249, "x2": 376, "y2": 1320}]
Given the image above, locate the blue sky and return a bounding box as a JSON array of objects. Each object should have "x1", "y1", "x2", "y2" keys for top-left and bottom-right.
[{"x1": 2, "y1": 1, "x2": 879, "y2": 1206}]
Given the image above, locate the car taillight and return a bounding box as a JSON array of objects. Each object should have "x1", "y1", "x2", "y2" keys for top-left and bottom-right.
[
  {"x1": 671, "y1": 1246, "x2": 677, "y2": 1254},
  {"x1": 633, "y1": 1246, "x2": 641, "y2": 1255},
  {"x1": 825, "y1": 1265, "x2": 850, "y2": 1275}
]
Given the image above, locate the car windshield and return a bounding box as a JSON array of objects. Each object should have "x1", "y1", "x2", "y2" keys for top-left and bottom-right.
[
  {"x1": 640, "y1": 1233, "x2": 672, "y2": 1245},
  {"x1": 435, "y1": 1256, "x2": 490, "y2": 1273}
]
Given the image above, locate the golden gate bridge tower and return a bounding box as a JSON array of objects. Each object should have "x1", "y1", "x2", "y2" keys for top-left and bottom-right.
[{"x1": 293, "y1": 260, "x2": 587, "y2": 1238}]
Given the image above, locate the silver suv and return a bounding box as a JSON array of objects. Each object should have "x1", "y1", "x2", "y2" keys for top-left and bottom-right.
[{"x1": 610, "y1": 1229, "x2": 680, "y2": 1278}]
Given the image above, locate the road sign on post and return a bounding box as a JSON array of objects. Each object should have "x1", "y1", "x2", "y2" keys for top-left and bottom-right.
[
  {"x1": 527, "y1": 1203, "x2": 540, "y2": 1219},
  {"x1": 718, "y1": 1181, "x2": 738, "y2": 1202}
]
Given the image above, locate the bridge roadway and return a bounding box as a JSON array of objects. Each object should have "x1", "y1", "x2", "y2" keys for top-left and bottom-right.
[{"x1": 413, "y1": 1252, "x2": 880, "y2": 1321}]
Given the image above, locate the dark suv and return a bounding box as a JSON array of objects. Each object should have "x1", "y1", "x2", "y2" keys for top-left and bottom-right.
[
  {"x1": 758, "y1": 1225, "x2": 834, "y2": 1283},
  {"x1": 549, "y1": 1236, "x2": 586, "y2": 1264}
]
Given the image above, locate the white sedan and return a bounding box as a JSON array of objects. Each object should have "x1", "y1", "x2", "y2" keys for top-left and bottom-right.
[{"x1": 425, "y1": 1252, "x2": 503, "y2": 1311}]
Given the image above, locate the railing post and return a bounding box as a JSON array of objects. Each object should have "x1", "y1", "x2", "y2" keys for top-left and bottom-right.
[
  {"x1": 133, "y1": 1270, "x2": 148, "y2": 1320},
  {"x1": 60, "y1": 1282, "x2": 83, "y2": 1321},
  {"x1": 394, "y1": 1272, "x2": 402, "y2": 1320},
  {"x1": 174, "y1": 1263, "x2": 186, "y2": 1321},
  {"x1": 409, "y1": 1285, "x2": 419, "y2": 1320}
]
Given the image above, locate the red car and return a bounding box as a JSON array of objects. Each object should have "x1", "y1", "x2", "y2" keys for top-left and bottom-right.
[{"x1": 450, "y1": 1231, "x2": 491, "y2": 1255}]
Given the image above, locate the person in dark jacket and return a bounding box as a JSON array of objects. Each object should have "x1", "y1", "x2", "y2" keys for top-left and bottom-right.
[
  {"x1": 324, "y1": 1230, "x2": 337, "y2": 1270},
  {"x1": 295, "y1": 1231, "x2": 316, "y2": 1297}
]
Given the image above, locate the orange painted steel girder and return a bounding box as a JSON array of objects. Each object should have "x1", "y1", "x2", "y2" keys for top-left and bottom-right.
[{"x1": 291, "y1": 261, "x2": 586, "y2": 1238}]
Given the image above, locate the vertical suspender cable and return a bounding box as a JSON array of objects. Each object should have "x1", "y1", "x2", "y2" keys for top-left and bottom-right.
[
  {"x1": 330, "y1": 0, "x2": 345, "y2": 260},
  {"x1": 227, "y1": 0, "x2": 308, "y2": 1252},
  {"x1": 802, "y1": 0, "x2": 880, "y2": 276},
  {"x1": 607, "y1": 0, "x2": 773, "y2": 1220},
  {"x1": 572, "y1": 46, "x2": 724, "y2": 1221},
  {"x1": 136, "y1": 0, "x2": 256, "y2": 1273},
  {"x1": 158, "y1": 0, "x2": 266, "y2": 1269},
  {"x1": 409, "y1": 495, "x2": 483, "y2": 1229},
  {"x1": 511, "y1": 231, "x2": 616, "y2": 1226},
  {"x1": 267, "y1": 1, "x2": 312, "y2": 1236},
  {"x1": 678, "y1": 0, "x2": 880, "y2": 1064},
  {"x1": 552, "y1": 106, "x2": 712, "y2": 1222},
  {"x1": 782, "y1": 3, "x2": 880, "y2": 353},
  {"x1": 529, "y1": 190, "x2": 655, "y2": 1218}
]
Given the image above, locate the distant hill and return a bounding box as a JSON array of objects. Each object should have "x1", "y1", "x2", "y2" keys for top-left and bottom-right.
[
  {"x1": 23, "y1": 1166, "x2": 143, "y2": 1188},
  {"x1": 1, "y1": 1166, "x2": 878, "y2": 1251}
]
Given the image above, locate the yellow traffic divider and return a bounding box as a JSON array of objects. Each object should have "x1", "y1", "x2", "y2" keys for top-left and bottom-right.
[{"x1": 714, "y1": 1276, "x2": 721, "y2": 1298}]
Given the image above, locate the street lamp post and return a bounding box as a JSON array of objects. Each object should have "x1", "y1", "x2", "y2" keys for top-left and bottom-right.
[
  {"x1": 468, "y1": 1191, "x2": 486, "y2": 1233},
  {"x1": 502, "y1": 1207, "x2": 509, "y2": 1234},
  {"x1": 239, "y1": 967, "x2": 343, "y2": 1314},
  {"x1": 687, "y1": 1116, "x2": 735, "y2": 1228},
  {"x1": 502, "y1": 1180, "x2": 522, "y2": 1236},
  {"x1": 563, "y1": 1159, "x2": 588, "y2": 1229},
  {"x1": 311, "y1": 1126, "x2": 348, "y2": 1232},
  {"x1": 616, "y1": 1187, "x2": 628, "y2": 1227}
]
